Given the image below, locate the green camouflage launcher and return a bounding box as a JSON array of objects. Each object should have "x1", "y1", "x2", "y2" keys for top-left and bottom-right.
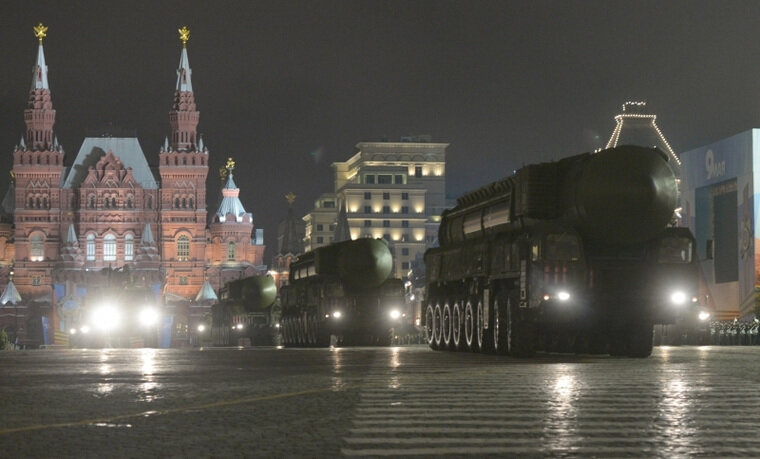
[
  {"x1": 425, "y1": 145, "x2": 699, "y2": 357},
  {"x1": 281, "y1": 238, "x2": 405, "y2": 347},
  {"x1": 212, "y1": 275, "x2": 278, "y2": 346}
]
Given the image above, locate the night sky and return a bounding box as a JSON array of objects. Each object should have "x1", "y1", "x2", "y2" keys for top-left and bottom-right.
[{"x1": 2, "y1": 1, "x2": 760, "y2": 260}]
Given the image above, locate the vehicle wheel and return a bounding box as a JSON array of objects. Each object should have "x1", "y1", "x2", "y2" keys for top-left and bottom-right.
[
  {"x1": 627, "y1": 322, "x2": 654, "y2": 358},
  {"x1": 506, "y1": 295, "x2": 536, "y2": 357},
  {"x1": 442, "y1": 302, "x2": 453, "y2": 349},
  {"x1": 452, "y1": 301, "x2": 463, "y2": 350},
  {"x1": 493, "y1": 295, "x2": 507, "y2": 355},
  {"x1": 476, "y1": 297, "x2": 494, "y2": 353},
  {"x1": 425, "y1": 304, "x2": 437, "y2": 349},
  {"x1": 464, "y1": 300, "x2": 475, "y2": 351},
  {"x1": 433, "y1": 304, "x2": 443, "y2": 349}
]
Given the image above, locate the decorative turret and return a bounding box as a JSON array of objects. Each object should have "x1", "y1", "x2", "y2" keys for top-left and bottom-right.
[
  {"x1": 214, "y1": 158, "x2": 251, "y2": 224},
  {"x1": 168, "y1": 26, "x2": 199, "y2": 152},
  {"x1": 25, "y1": 23, "x2": 56, "y2": 151},
  {"x1": 136, "y1": 223, "x2": 159, "y2": 262}
]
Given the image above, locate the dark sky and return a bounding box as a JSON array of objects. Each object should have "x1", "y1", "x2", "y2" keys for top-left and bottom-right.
[{"x1": 2, "y1": 1, "x2": 760, "y2": 260}]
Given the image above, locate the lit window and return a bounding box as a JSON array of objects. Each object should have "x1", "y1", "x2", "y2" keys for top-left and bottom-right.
[
  {"x1": 227, "y1": 241, "x2": 235, "y2": 261},
  {"x1": 86, "y1": 234, "x2": 95, "y2": 260},
  {"x1": 103, "y1": 234, "x2": 116, "y2": 261},
  {"x1": 125, "y1": 234, "x2": 134, "y2": 261},
  {"x1": 177, "y1": 235, "x2": 190, "y2": 261},
  {"x1": 30, "y1": 234, "x2": 44, "y2": 261}
]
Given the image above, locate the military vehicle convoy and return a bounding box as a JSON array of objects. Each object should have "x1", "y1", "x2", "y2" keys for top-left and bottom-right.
[
  {"x1": 424, "y1": 145, "x2": 699, "y2": 357},
  {"x1": 211, "y1": 275, "x2": 278, "y2": 346},
  {"x1": 280, "y1": 238, "x2": 406, "y2": 347}
]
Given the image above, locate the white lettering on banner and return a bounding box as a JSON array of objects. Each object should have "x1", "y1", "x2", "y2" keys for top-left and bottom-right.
[{"x1": 705, "y1": 149, "x2": 726, "y2": 180}]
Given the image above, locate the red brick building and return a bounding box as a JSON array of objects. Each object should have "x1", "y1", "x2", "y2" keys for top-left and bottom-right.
[{"x1": 0, "y1": 26, "x2": 265, "y2": 347}]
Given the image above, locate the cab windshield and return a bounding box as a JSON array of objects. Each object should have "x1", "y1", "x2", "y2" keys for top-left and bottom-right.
[
  {"x1": 657, "y1": 237, "x2": 693, "y2": 263},
  {"x1": 545, "y1": 234, "x2": 581, "y2": 261}
]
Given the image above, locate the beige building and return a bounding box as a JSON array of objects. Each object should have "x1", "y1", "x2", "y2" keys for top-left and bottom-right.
[{"x1": 303, "y1": 136, "x2": 447, "y2": 280}]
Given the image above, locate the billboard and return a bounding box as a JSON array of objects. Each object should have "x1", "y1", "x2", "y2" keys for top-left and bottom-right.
[{"x1": 681, "y1": 129, "x2": 758, "y2": 318}]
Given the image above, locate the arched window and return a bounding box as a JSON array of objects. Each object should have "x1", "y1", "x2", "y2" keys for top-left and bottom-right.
[
  {"x1": 127, "y1": 196, "x2": 133, "y2": 209},
  {"x1": 175, "y1": 198, "x2": 180, "y2": 208},
  {"x1": 124, "y1": 234, "x2": 134, "y2": 261},
  {"x1": 147, "y1": 195, "x2": 153, "y2": 209},
  {"x1": 104, "y1": 197, "x2": 110, "y2": 208},
  {"x1": 103, "y1": 234, "x2": 116, "y2": 261},
  {"x1": 86, "y1": 234, "x2": 95, "y2": 260},
  {"x1": 28, "y1": 197, "x2": 34, "y2": 208},
  {"x1": 189, "y1": 198, "x2": 194, "y2": 209},
  {"x1": 30, "y1": 234, "x2": 44, "y2": 261},
  {"x1": 35, "y1": 197, "x2": 41, "y2": 208},
  {"x1": 89, "y1": 195, "x2": 95, "y2": 208},
  {"x1": 111, "y1": 197, "x2": 117, "y2": 208},
  {"x1": 177, "y1": 235, "x2": 190, "y2": 261},
  {"x1": 227, "y1": 241, "x2": 235, "y2": 261},
  {"x1": 42, "y1": 196, "x2": 48, "y2": 208},
  {"x1": 182, "y1": 198, "x2": 187, "y2": 208}
]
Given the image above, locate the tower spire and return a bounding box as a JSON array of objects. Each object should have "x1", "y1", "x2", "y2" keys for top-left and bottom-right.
[
  {"x1": 168, "y1": 25, "x2": 198, "y2": 151},
  {"x1": 25, "y1": 22, "x2": 56, "y2": 150}
]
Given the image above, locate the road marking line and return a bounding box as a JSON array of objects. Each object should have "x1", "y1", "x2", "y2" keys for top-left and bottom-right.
[{"x1": 0, "y1": 384, "x2": 361, "y2": 435}]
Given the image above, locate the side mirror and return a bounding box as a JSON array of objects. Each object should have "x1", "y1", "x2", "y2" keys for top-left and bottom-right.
[{"x1": 705, "y1": 240, "x2": 714, "y2": 260}]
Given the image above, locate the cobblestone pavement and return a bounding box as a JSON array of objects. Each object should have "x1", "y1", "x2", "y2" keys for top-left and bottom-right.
[{"x1": 1, "y1": 346, "x2": 760, "y2": 457}]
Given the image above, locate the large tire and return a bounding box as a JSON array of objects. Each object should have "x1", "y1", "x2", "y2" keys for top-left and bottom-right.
[
  {"x1": 452, "y1": 301, "x2": 463, "y2": 351},
  {"x1": 315, "y1": 317, "x2": 330, "y2": 347},
  {"x1": 425, "y1": 304, "x2": 437, "y2": 349},
  {"x1": 475, "y1": 298, "x2": 493, "y2": 353},
  {"x1": 442, "y1": 302, "x2": 453, "y2": 349},
  {"x1": 433, "y1": 304, "x2": 443, "y2": 349},
  {"x1": 464, "y1": 300, "x2": 475, "y2": 352},
  {"x1": 627, "y1": 322, "x2": 654, "y2": 358},
  {"x1": 506, "y1": 295, "x2": 536, "y2": 357},
  {"x1": 493, "y1": 295, "x2": 508, "y2": 355}
]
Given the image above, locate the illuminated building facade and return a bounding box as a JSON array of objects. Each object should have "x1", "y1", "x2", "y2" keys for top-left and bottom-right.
[
  {"x1": 303, "y1": 136, "x2": 447, "y2": 280},
  {"x1": 0, "y1": 26, "x2": 265, "y2": 347}
]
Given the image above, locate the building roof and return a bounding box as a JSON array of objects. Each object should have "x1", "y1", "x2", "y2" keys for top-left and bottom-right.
[
  {"x1": 195, "y1": 280, "x2": 218, "y2": 302},
  {"x1": 0, "y1": 280, "x2": 22, "y2": 305},
  {"x1": 176, "y1": 47, "x2": 193, "y2": 92},
  {"x1": 63, "y1": 137, "x2": 158, "y2": 189},
  {"x1": 215, "y1": 173, "x2": 249, "y2": 222},
  {"x1": 31, "y1": 43, "x2": 49, "y2": 90}
]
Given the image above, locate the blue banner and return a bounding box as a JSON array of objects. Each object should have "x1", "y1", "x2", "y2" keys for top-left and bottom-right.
[
  {"x1": 159, "y1": 315, "x2": 174, "y2": 349},
  {"x1": 54, "y1": 284, "x2": 65, "y2": 301},
  {"x1": 41, "y1": 316, "x2": 52, "y2": 345}
]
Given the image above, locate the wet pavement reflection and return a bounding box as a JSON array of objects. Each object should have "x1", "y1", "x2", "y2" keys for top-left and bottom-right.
[{"x1": 1, "y1": 346, "x2": 759, "y2": 457}]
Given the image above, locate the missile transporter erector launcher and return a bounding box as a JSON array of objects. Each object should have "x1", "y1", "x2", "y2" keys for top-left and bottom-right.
[
  {"x1": 212, "y1": 275, "x2": 278, "y2": 346},
  {"x1": 425, "y1": 145, "x2": 699, "y2": 357},
  {"x1": 281, "y1": 238, "x2": 406, "y2": 347}
]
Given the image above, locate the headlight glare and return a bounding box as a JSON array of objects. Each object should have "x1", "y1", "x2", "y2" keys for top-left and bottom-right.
[
  {"x1": 670, "y1": 291, "x2": 687, "y2": 305},
  {"x1": 138, "y1": 307, "x2": 159, "y2": 327},
  {"x1": 389, "y1": 309, "x2": 401, "y2": 320}
]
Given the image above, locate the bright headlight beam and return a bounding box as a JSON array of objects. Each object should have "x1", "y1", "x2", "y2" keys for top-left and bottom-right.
[
  {"x1": 698, "y1": 311, "x2": 711, "y2": 321},
  {"x1": 91, "y1": 305, "x2": 120, "y2": 331},
  {"x1": 389, "y1": 309, "x2": 401, "y2": 319},
  {"x1": 138, "y1": 308, "x2": 159, "y2": 327},
  {"x1": 670, "y1": 291, "x2": 687, "y2": 305},
  {"x1": 557, "y1": 292, "x2": 571, "y2": 301},
  {"x1": 332, "y1": 311, "x2": 342, "y2": 319}
]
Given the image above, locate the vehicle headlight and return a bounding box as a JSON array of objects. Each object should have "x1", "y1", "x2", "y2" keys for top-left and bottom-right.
[
  {"x1": 698, "y1": 311, "x2": 711, "y2": 321},
  {"x1": 91, "y1": 305, "x2": 120, "y2": 331},
  {"x1": 236, "y1": 323, "x2": 244, "y2": 330},
  {"x1": 69, "y1": 328, "x2": 77, "y2": 335},
  {"x1": 332, "y1": 311, "x2": 342, "y2": 319},
  {"x1": 80, "y1": 325, "x2": 90, "y2": 334},
  {"x1": 138, "y1": 307, "x2": 159, "y2": 327},
  {"x1": 197, "y1": 324, "x2": 206, "y2": 332},
  {"x1": 557, "y1": 291, "x2": 571, "y2": 301},
  {"x1": 670, "y1": 291, "x2": 687, "y2": 305},
  {"x1": 389, "y1": 309, "x2": 401, "y2": 320}
]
